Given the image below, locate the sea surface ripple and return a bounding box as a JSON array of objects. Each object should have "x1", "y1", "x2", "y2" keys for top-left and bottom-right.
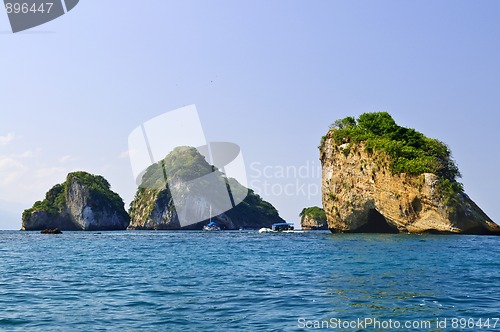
[{"x1": 0, "y1": 230, "x2": 499, "y2": 331}]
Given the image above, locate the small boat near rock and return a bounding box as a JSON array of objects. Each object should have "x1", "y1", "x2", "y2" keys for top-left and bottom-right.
[
  {"x1": 259, "y1": 222, "x2": 296, "y2": 233},
  {"x1": 203, "y1": 205, "x2": 222, "y2": 231}
]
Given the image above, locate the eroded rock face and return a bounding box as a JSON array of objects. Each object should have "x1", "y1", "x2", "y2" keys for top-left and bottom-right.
[
  {"x1": 64, "y1": 181, "x2": 129, "y2": 230},
  {"x1": 320, "y1": 136, "x2": 500, "y2": 235},
  {"x1": 301, "y1": 215, "x2": 328, "y2": 230},
  {"x1": 22, "y1": 172, "x2": 129, "y2": 231}
]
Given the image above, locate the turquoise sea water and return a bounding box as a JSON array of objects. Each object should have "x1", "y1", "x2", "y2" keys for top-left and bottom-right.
[{"x1": 0, "y1": 230, "x2": 499, "y2": 331}]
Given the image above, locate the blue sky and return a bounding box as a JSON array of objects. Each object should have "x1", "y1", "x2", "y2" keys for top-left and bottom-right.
[{"x1": 1, "y1": 1, "x2": 500, "y2": 229}]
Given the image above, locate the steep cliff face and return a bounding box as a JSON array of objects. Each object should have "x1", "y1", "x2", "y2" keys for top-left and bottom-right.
[
  {"x1": 22, "y1": 172, "x2": 129, "y2": 231},
  {"x1": 300, "y1": 206, "x2": 328, "y2": 230},
  {"x1": 320, "y1": 113, "x2": 500, "y2": 235},
  {"x1": 128, "y1": 146, "x2": 284, "y2": 230}
]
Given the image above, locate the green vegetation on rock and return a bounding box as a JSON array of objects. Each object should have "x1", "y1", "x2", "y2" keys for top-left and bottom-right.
[
  {"x1": 320, "y1": 112, "x2": 464, "y2": 200},
  {"x1": 140, "y1": 146, "x2": 215, "y2": 189},
  {"x1": 225, "y1": 178, "x2": 283, "y2": 226},
  {"x1": 299, "y1": 206, "x2": 326, "y2": 220},
  {"x1": 22, "y1": 186, "x2": 62, "y2": 221},
  {"x1": 22, "y1": 171, "x2": 126, "y2": 222},
  {"x1": 68, "y1": 171, "x2": 126, "y2": 213},
  {"x1": 300, "y1": 206, "x2": 327, "y2": 230}
]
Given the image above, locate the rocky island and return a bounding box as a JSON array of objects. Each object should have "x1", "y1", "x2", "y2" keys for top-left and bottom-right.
[
  {"x1": 300, "y1": 206, "x2": 327, "y2": 230},
  {"x1": 22, "y1": 171, "x2": 129, "y2": 231},
  {"x1": 128, "y1": 146, "x2": 284, "y2": 230},
  {"x1": 320, "y1": 112, "x2": 500, "y2": 235}
]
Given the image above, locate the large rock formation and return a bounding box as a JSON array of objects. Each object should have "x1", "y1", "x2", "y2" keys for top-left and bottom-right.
[
  {"x1": 128, "y1": 146, "x2": 284, "y2": 230},
  {"x1": 22, "y1": 172, "x2": 129, "y2": 231},
  {"x1": 320, "y1": 112, "x2": 500, "y2": 235},
  {"x1": 300, "y1": 206, "x2": 328, "y2": 230}
]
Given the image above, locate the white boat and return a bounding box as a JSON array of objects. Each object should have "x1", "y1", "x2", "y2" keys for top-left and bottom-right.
[
  {"x1": 203, "y1": 205, "x2": 221, "y2": 231},
  {"x1": 203, "y1": 222, "x2": 221, "y2": 231},
  {"x1": 259, "y1": 222, "x2": 301, "y2": 233}
]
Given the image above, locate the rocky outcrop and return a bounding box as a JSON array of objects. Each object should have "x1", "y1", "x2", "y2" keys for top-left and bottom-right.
[
  {"x1": 300, "y1": 207, "x2": 328, "y2": 230},
  {"x1": 320, "y1": 113, "x2": 500, "y2": 235},
  {"x1": 128, "y1": 146, "x2": 284, "y2": 230},
  {"x1": 40, "y1": 228, "x2": 62, "y2": 234},
  {"x1": 22, "y1": 172, "x2": 129, "y2": 231}
]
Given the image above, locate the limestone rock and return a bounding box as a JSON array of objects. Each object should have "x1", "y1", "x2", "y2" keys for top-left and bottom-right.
[
  {"x1": 128, "y1": 146, "x2": 284, "y2": 230},
  {"x1": 320, "y1": 113, "x2": 500, "y2": 235},
  {"x1": 22, "y1": 172, "x2": 129, "y2": 231}
]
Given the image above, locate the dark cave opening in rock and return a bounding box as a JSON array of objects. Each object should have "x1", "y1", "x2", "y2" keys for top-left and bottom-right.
[{"x1": 356, "y1": 209, "x2": 399, "y2": 233}]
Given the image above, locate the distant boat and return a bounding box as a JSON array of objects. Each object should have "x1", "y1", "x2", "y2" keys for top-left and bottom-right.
[
  {"x1": 259, "y1": 222, "x2": 295, "y2": 233},
  {"x1": 203, "y1": 221, "x2": 221, "y2": 231},
  {"x1": 203, "y1": 205, "x2": 221, "y2": 231}
]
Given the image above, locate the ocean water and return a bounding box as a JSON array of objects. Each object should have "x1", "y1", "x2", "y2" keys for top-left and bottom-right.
[{"x1": 0, "y1": 230, "x2": 499, "y2": 331}]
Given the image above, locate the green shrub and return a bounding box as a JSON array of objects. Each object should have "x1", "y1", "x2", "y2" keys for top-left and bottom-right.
[{"x1": 299, "y1": 206, "x2": 326, "y2": 221}]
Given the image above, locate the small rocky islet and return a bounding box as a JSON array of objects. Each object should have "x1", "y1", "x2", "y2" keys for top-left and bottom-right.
[
  {"x1": 300, "y1": 206, "x2": 327, "y2": 230},
  {"x1": 22, "y1": 112, "x2": 500, "y2": 234}
]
